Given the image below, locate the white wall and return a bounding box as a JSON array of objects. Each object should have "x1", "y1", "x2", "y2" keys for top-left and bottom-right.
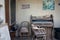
[
  {"x1": 16, "y1": 0, "x2": 60, "y2": 28},
  {"x1": 0, "y1": 0, "x2": 5, "y2": 23}
]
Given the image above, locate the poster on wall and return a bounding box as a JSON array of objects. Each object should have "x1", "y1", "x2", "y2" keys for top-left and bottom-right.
[{"x1": 43, "y1": 0, "x2": 55, "y2": 10}]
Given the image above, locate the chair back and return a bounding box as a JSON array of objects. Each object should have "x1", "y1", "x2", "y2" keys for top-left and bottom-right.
[{"x1": 21, "y1": 21, "x2": 29, "y2": 27}]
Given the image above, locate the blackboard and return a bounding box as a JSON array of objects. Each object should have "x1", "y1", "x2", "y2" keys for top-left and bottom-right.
[{"x1": 10, "y1": 0, "x2": 16, "y2": 25}]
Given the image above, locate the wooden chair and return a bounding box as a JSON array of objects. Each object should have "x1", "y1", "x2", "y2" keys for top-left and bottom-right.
[
  {"x1": 32, "y1": 26, "x2": 46, "y2": 40},
  {"x1": 19, "y1": 21, "x2": 31, "y2": 37}
]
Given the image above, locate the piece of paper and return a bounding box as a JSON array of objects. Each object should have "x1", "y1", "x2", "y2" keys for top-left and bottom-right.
[{"x1": 0, "y1": 24, "x2": 11, "y2": 40}]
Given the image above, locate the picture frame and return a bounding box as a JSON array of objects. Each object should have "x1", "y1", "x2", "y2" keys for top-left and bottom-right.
[
  {"x1": 22, "y1": 4, "x2": 30, "y2": 9},
  {"x1": 43, "y1": 0, "x2": 55, "y2": 10}
]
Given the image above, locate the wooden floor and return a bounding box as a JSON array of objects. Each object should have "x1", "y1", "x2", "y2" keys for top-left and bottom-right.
[
  {"x1": 14, "y1": 36, "x2": 32, "y2": 40},
  {"x1": 14, "y1": 36, "x2": 58, "y2": 40}
]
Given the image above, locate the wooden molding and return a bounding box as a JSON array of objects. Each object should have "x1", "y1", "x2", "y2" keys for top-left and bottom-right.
[
  {"x1": 5, "y1": 0, "x2": 11, "y2": 29},
  {"x1": 5, "y1": 0, "x2": 9, "y2": 25}
]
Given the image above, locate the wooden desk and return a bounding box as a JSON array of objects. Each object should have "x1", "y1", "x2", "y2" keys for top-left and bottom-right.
[{"x1": 10, "y1": 31, "x2": 15, "y2": 40}]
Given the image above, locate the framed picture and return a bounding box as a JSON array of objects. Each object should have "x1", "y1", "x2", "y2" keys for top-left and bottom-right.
[
  {"x1": 22, "y1": 4, "x2": 30, "y2": 9},
  {"x1": 43, "y1": 0, "x2": 55, "y2": 10}
]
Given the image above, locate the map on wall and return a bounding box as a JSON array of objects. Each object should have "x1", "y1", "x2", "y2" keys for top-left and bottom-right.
[{"x1": 43, "y1": 0, "x2": 55, "y2": 10}]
